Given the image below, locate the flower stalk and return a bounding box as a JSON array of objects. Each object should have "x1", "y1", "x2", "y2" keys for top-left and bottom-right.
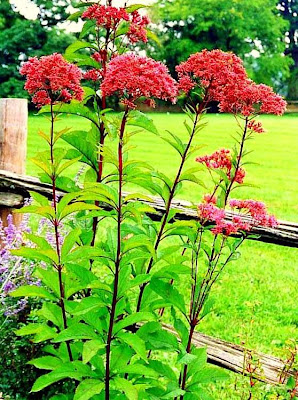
[
  {"x1": 50, "y1": 103, "x2": 73, "y2": 362},
  {"x1": 105, "y1": 107, "x2": 129, "y2": 399}
]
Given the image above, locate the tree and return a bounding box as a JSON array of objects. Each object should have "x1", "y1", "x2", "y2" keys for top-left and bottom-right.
[
  {"x1": 152, "y1": 0, "x2": 292, "y2": 91},
  {"x1": 279, "y1": 0, "x2": 298, "y2": 98},
  {"x1": 0, "y1": 0, "x2": 75, "y2": 99}
]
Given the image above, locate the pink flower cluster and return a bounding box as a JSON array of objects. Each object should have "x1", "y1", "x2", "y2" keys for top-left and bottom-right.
[
  {"x1": 82, "y1": 4, "x2": 129, "y2": 30},
  {"x1": 219, "y1": 81, "x2": 287, "y2": 116},
  {"x1": 101, "y1": 54, "x2": 178, "y2": 108},
  {"x1": 229, "y1": 199, "x2": 278, "y2": 228},
  {"x1": 176, "y1": 49, "x2": 286, "y2": 117},
  {"x1": 82, "y1": 5, "x2": 149, "y2": 44},
  {"x1": 198, "y1": 196, "x2": 277, "y2": 236},
  {"x1": 20, "y1": 53, "x2": 83, "y2": 107},
  {"x1": 196, "y1": 149, "x2": 246, "y2": 184},
  {"x1": 248, "y1": 120, "x2": 265, "y2": 133},
  {"x1": 127, "y1": 11, "x2": 150, "y2": 43},
  {"x1": 83, "y1": 69, "x2": 103, "y2": 82},
  {"x1": 176, "y1": 50, "x2": 247, "y2": 102}
]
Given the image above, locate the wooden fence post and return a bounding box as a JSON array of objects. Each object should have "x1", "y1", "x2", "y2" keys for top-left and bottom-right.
[{"x1": 0, "y1": 98, "x2": 28, "y2": 227}]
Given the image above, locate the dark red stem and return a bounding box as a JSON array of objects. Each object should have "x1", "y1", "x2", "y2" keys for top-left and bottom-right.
[
  {"x1": 105, "y1": 107, "x2": 129, "y2": 400},
  {"x1": 50, "y1": 103, "x2": 73, "y2": 362}
]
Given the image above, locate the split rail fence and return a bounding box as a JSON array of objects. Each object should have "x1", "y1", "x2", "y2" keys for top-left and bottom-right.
[{"x1": 0, "y1": 98, "x2": 297, "y2": 389}]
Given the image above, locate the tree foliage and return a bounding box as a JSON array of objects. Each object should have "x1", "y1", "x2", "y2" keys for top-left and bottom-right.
[
  {"x1": 152, "y1": 0, "x2": 292, "y2": 91},
  {"x1": 279, "y1": 0, "x2": 298, "y2": 99},
  {"x1": 0, "y1": 0, "x2": 75, "y2": 99}
]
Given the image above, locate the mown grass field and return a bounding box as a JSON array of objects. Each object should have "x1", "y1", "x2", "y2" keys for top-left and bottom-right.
[{"x1": 27, "y1": 112, "x2": 298, "y2": 398}]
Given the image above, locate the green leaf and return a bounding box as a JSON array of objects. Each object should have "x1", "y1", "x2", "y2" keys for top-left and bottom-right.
[
  {"x1": 127, "y1": 110, "x2": 158, "y2": 134},
  {"x1": 53, "y1": 323, "x2": 97, "y2": 342},
  {"x1": 138, "y1": 322, "x2": 179, "y2": 351},
  {"x1": 25, "y1": 233, "x2": 53, "y2": 250},
  {"x1": 79, "y1": 20, "x2": 96, "y2": 39},
  {"x1": 113, "y1": 377, "x2": 138, "y2": 400},
  {"x1": 10, "y1": 285, "x2": 56, "y2": 300},
  {"x1": 74, "y1": 380, "x2": 104, "y2": 400},
  {"x1": 150, "y1": 278, "x2": 187, "y2": 315},
  {"x1": 65, "y1": 40, "x2": 94, "y2": 57},
  {"x1": 61, "y1": 228, "x2": 82, "y2": 259},
  {"x1": 119, "y1": 363, "x2": 159, "y2": 378},
  {"x1": 62, "y1": 129, "x2": 98, "y2": 169},
  {"x1": 188, "y1": 367, "x2": 228, "y2": 387},
  {"x1": 37, "y1": 302, "x2": 63, "y2": 329},
  {"x1": 31, "y1": 363, "x2": 88, "y2": 392},
  {"x1": 72, "y1": 297, "x2": 105, "y2": 316},
  {"x1": 126, "y1": 4, "x2": 149, "y2": 13},
  {"x1": 15, "y1": 323, "x2": 56, "y2": 343},
  {"x1": 82, "y1": 340, "x2": 105, "y2": 364},
  {"x1": 123, "y1": 234, "x2": 155, "y2": 256},
  {"x1": 11, "y1": 247, "x2": 58, "y2": 265},
  {"x1": 39, "y1": 102, "x2": 99, "y2": 129},
  {"x1": 59, "y1": 202, "x2": 99, "y2": 220},
  {"x1": 146, "y1": 29, "x2": 161, "y2": 45},
  {"x1": 35, "y1": 268, "x2": 60, "y2": 297},
  {"x1": 148, "y1": 360, "x2": 177, "y2": 382},
  {"x1": 30, "y1": 191, "x2": 49, "y2": 206},
  {"x1": 28, "y1": 356, "x2": 61, "y2": 370},
  {"x1": 113, "y1": 312, "x2": 155, "y2": 334},
  {"x1": 67, "y1": 10, "x2": 82, "y2": 21},
  {"x1": 118, "y1": 332, "x2": 147, "y2": 360}
]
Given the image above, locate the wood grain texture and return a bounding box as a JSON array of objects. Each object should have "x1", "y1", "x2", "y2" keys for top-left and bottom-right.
[
  {"x1": 0, "y1": 99, "x2": 27, "y2": 227},
  {"x1": 162, "y1": 323, "x2": 296, "y2": 386}
]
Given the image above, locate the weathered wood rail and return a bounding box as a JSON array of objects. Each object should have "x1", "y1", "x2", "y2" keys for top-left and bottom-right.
[
  {"x1": 1, "y1": 169, "x2": 298, "y2": 248},
  {"x1": 162, "y1": 324, "x2": 296, "y2": 386}
]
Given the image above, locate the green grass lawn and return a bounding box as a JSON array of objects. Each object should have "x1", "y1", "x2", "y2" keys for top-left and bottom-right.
[{"x1": 27, "y1": 112, "x2": 298, "y2": 398}]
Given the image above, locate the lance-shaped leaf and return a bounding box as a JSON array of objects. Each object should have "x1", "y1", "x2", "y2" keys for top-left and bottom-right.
[
  {"x1": 150, "y1": 278, "x2": 187, "y2": 316},
  {"x1": 28, "y1": 356, "x2": 61, "y2": 371},
  {"x1": 53, "y1": 323, "x2": 97, "y2": 342},
  {"x1": 10, "y1": 285, "x2": 56, "y2": 301},
  {"x1": 113, "y1": 312, "x2": 156, "y2": 335},
  {"x1": 126, "y1": 110, "x2": 158, "y2": 134},
  {"x1": 62, "y1": 129, "x2": 98, "y2": 170},
  {"x1": 74, "y1": 379, "x2": 104, "y2": 400},
  {"x1": 39, "y1": 102, "x2": 100, "y2": 129},
  {"x1": 82, "y1": 340, "x2": 105, "y2": 364},
  {"x1": 31, "y1": 362, "x2": 93, "y2": 392},
  {"x1": 113, "y1": 377, "x2": 138, "y2": 400}
]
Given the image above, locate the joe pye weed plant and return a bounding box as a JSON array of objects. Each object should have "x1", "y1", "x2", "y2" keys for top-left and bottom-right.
[{"x1": 10, "y1": 1, "x2": 287, "y2": 399}]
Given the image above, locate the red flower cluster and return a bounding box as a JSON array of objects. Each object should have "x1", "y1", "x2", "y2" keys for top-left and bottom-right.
[
  {"x1": 82, "y1": 5, "x2": 149, "y2": 43},
  {"x1": 83, "y1": 69, "x2": 103, "y2": 82},
  {"x1": 101, "y1": 54, "x2": 178, "y2": 108},
  {"x1": 248, "y1": 119, "x2": 265, "y2": 133},
  {"x1": 211, "y1": 216, "x2": 250, "y2": 236},
  {"x1": 198, "y1": 196, "x2": 277, "y2": 236},
  {"x1": 199, "y1": 194, "x2": 250, "y2": 235},
  {"x1": 196, "y1": 149, "x2": 245, "y2": 184},
  {"x1": 20, "y1": 53, "x2": 83, "y2": 107},
  {"x1": 229, "y1": 199, "x2": 278, "y2": 228},
  {"x1": 176, "y1": 50, "x2": 247, "y2": 101},
  {"x1": 82, "y1": 4, "x2": 129, "y2": 30},
  {"x1": 198, "y1": 202, "x2": 225, "y2": 224},
  {"x1": 127, "y1": 11, "x2": 150, "y2": 43},
  {"x1": 219, "y1": 81, "x2": 287, "y2": 116}
]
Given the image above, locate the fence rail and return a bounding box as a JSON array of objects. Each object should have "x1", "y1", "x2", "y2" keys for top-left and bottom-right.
[
  {"x1": 162, "y1": 324, "x2": 296, "y2": 386},
  {"x1": 1, "y1": 169, "x2": 298, "y2": 248}
]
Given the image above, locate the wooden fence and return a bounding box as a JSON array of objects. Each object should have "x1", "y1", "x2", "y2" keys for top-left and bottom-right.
[{"x1": 0, "y1": 99, "x2": 297, "y2": 389}]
